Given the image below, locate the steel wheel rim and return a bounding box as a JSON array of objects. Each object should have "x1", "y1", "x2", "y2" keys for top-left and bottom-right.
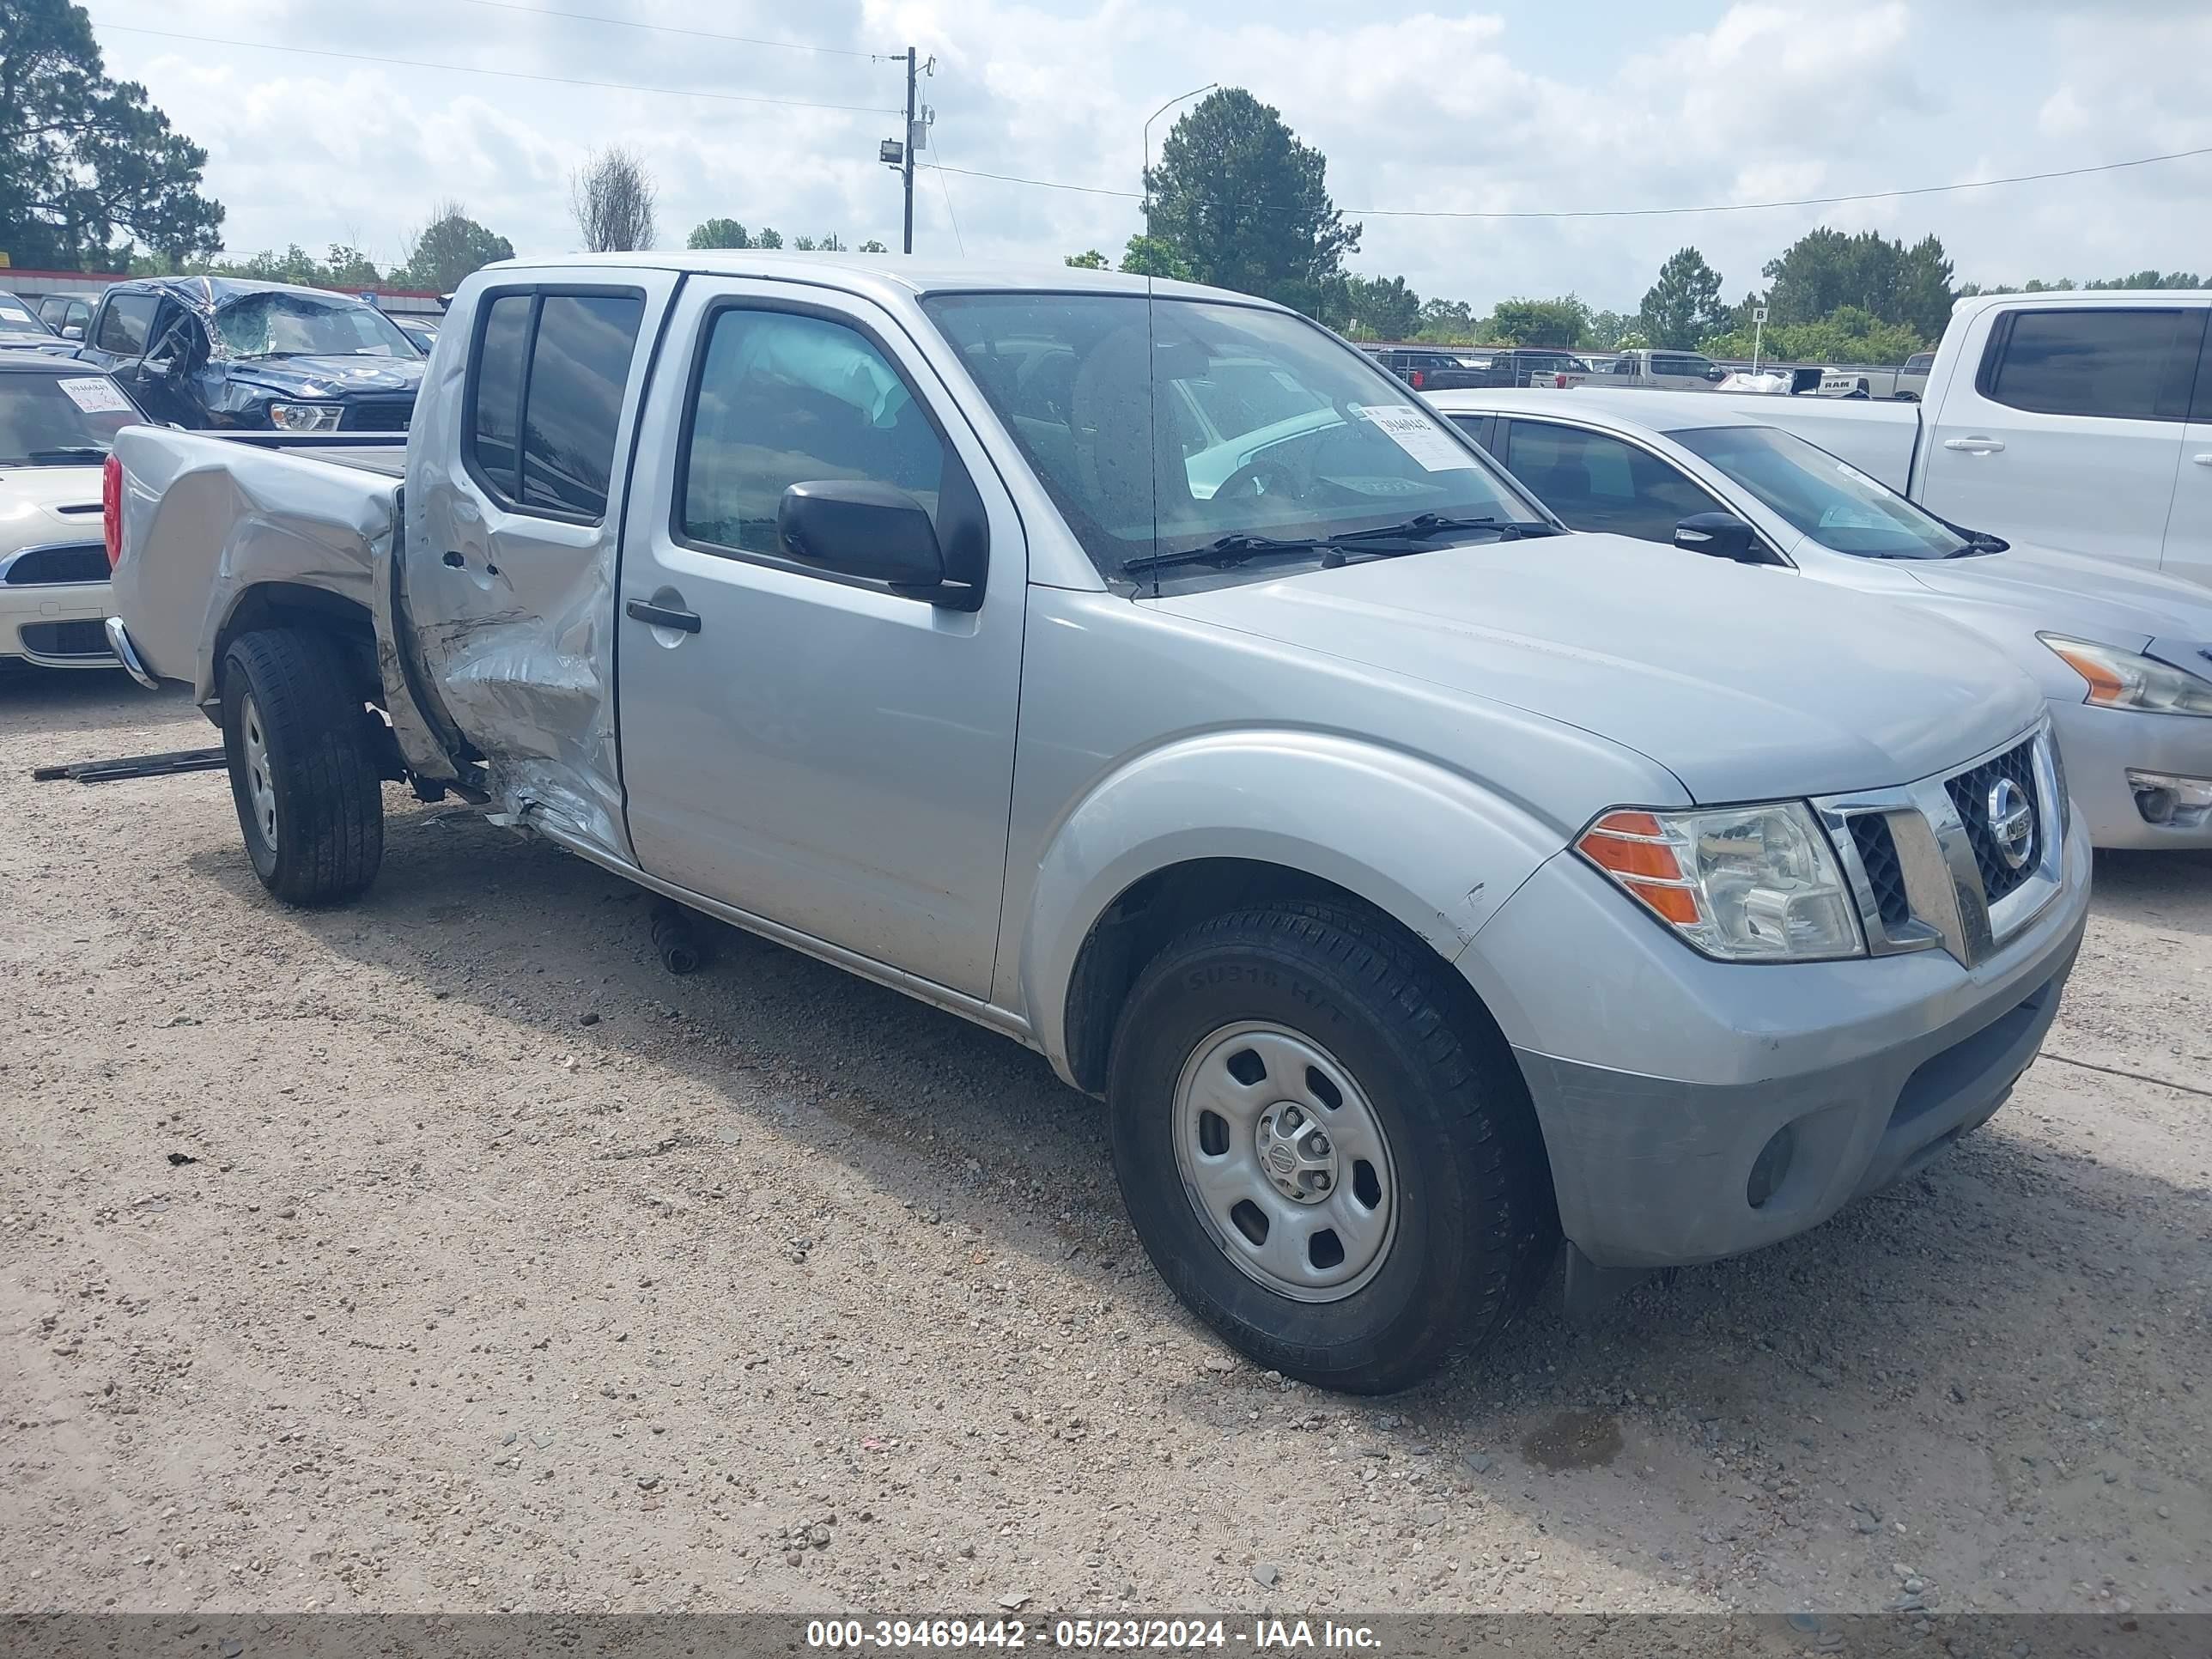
[
  {"x1": 240, "y1": 691, "x2": 277, "y2": 849},
  {"x1": 1171, "y1": 1020, "x2": 1400, "y2": 1304}
]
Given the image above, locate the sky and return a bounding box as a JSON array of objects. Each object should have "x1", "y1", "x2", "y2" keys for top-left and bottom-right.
[{"x1": 82, "y1": 0, "x2": 2212, "y2": 311}]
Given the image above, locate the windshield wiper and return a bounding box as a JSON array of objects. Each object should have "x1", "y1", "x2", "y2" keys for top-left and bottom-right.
[
  {"x1": 26, "y1": 447, "x2": 107, "y2": 464},
  {"x1": 1121, "y1": 532, "x2": 1334, "y2": 577},
  {"x1": 1122, "y1": 515, "x2": 1562, "y2": 579}
]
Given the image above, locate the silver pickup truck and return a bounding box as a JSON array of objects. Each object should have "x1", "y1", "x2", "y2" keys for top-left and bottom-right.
[{"x1": 104, "y1": 255, "x2": 2090, "y2": 1392}]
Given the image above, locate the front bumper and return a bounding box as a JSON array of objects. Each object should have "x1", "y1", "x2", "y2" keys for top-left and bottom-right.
[
  {"x1": 1466, "y1": 805, "x2": 2092, "y2": 1270},
  {"x1": 2051, "y1": 696, "x2": 2212, "y2": 849},
  {"x1": 0, "y1": 578, "x2": 117, "y2": 667}
]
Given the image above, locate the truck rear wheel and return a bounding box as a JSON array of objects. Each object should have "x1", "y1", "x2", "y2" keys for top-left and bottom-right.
[
  {"x1": 220, "y1": 629, "x2": 385, "y2": 905},
  {"x1": 1107, "y1": 902, "x2": 1551, "y2": 1393}
]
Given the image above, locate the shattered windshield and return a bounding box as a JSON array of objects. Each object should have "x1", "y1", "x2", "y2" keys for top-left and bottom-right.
[
  {"x1": 212, "y1": 292, "x2": 419, "y2": 359},
  {"x1": 921, "y1": 291, "x2": 1540, "y2": 584}
]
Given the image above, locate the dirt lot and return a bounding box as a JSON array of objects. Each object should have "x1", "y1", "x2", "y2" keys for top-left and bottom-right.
[{"x1": 3, "y1": 671, "x2": 2209, "y2": 1618}]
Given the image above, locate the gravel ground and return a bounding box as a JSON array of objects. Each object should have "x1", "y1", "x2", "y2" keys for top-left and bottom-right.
[{"x1": 3, "y1": 671, "x2": 2209, "y2": 1618}]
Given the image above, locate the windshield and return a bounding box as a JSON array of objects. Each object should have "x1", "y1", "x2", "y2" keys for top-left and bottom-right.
[
  {"x1": 0, "y1": 294, "x2": 55, "y2": 339},
  {"x1": 0, "y1": 372, "x2": 142, "y2": 462},
  {"x1": 920, "y1": 292, "x2": 1540, "y2": 584},
  {"x1": 212, "y1": 292, "x2": 419, "y2": 359},
  {"x1": 1672, "y1": 423, "x2": 1970, "y2": 559}
]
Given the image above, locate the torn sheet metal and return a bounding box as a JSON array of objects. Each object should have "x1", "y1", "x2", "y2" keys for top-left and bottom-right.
[{"x1": 394, "y1": 273, "x2": 679, "y2": 866}]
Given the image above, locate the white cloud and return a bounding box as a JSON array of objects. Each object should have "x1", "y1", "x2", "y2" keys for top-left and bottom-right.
[{"x1": 90, "y1": 0, "x2": 2212, "y2": 305}]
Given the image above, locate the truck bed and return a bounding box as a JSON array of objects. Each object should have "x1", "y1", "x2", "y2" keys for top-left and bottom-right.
[{"x1": 107, "y1": 426, "x2": 405, "y2": 701}]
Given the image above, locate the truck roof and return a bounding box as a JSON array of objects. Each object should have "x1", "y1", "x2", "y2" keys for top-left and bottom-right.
[
  {"x1": 476, "y1": 252, "x2": 1272, "y2": 309},
  {"x1": 1950, "y1": 287, "x2": 2212, "y2": 320}
]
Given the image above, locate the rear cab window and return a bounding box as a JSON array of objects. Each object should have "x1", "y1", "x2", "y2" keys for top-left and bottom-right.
[
  {"x1": 464, "y1": 288, "x2": 647, "y2": 520},
  {"x1": 1978, "y1": 307, "x2": 2207, "y2": 422}
]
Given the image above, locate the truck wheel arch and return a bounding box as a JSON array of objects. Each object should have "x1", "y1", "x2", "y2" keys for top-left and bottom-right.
[
  {"x1": 1018, "y1": 732, "x2": 1565, "y2": 1095},
  {"x1": 210, "y1": 582, "x2": 381, "y2": 713}
]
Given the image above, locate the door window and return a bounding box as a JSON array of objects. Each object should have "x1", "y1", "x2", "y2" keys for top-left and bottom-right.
[
  {"x1": 1502, "y1": 420, "x2": 1724, "y2": 543},
  {"x1": 94, "y1": 294, "x2": 161, "y2": 356},
  {"x1": 464, "y1": 289, "x2": 646, "y2": 520},
  {"x1": 1981, "y1": 308, "x2": 2203, "y2": 422},
  {"x1": 678, "y1": 307, "x2": 952, "y2": 562}
]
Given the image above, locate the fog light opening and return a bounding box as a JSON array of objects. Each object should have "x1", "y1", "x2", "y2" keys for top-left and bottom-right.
[
  {"x1": 1747, "y1": 1122, "x2": 1797, "y2": 1211},
  {"x1": 2128, "y1": 769, "x2": 2212, "y2": 830}
]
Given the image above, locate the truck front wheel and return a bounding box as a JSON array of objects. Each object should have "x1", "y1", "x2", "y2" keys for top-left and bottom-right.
[
  {"x1": 1107, "y1": 902, "x2": 1552, "y2": 1393},
  {"x1": 220, "y1": 629, "x2": 385, "y2": 905}
]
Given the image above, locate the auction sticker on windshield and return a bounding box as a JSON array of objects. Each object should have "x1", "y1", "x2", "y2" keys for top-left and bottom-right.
[
  {"x1": 58, "y1": 378, "x2": 133, "y2": 415},
  {"x1": 0, "y1": 305, "x2": 33, "y2": 325},
  {"x1": 1352, "y1": 403, "x2": 1477, "y2": 471}
]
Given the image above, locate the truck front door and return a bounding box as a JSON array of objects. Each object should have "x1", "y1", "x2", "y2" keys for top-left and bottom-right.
[
  {"x1": 1920, "y1": 304, "x2": 2205, "y2": 571},
  {"x1": 612, "y1": 283, "x2": 1027, "y2": 1001}
]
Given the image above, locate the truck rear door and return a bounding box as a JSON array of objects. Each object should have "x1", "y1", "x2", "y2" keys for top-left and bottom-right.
[
  {"x1": 406, "y1": 266, "x2": 684, "y2": 860},
  {"x1": 611, "y1": 280, "x2": 1028, "y2": 1000},
  {"x1": 1919, "y1": 302, "x2": 2205, "y2": 570}
]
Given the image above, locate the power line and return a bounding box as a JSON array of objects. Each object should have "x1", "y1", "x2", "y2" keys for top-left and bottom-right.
[
  {"x1": 443, "y1": 0, "x2": 901, "y2": 61},
  {"x1": 926, "y1": 143, "x2": 2212, "y2": 220},
  {"x1": 100, "y1": 24, "x2": 906, "y2": 116}
]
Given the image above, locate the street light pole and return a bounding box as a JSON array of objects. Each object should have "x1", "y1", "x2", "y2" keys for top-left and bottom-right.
[
  {"x1": 1142, "y1": 82, "x2": 1216, "y2": 203},
  {"x1": 902, "y1": 46, "x2": 917, "y2": 255}
]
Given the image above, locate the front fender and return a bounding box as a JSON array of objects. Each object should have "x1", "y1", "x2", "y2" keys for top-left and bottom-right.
[{"x1": 1016, "y1": 729, "x2": 1573, "y2": 1079}]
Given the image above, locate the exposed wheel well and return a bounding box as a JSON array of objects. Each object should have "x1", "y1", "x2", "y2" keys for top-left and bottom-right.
[
  {"x1": 212, "y1": 586, "x2": 400, "y2": 779},
  {"x1": 1061, "y1": 857, "x2": 1519, "y2": 1099}
]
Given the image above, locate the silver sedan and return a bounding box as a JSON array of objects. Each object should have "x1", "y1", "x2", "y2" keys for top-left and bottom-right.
[{"x1": 1430, "y1": 387, "x2": 2212, "y2": 851}]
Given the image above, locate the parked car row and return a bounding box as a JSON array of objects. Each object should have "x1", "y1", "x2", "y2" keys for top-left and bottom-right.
[{"x1": 98, "y1": 254, "x2": 2101, "y2": 1392}]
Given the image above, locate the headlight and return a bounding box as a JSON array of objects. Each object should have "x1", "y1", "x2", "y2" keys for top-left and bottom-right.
[
  {"x1": 2040, "y1": 634, "x2": 2212, "y2": 717},
  {"x1": 268, "y1": 403, "x2": 343, "y2": 433},
  {"x1": 1577, "y1": 802, "x2": 1864, "y2": 962}
]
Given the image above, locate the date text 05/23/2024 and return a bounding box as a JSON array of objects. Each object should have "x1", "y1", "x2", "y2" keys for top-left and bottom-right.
[{"x1": 805, "y1": 1618, "x2": 1383, "y2": 1651}]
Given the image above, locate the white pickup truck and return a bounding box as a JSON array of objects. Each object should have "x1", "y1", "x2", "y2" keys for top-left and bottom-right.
[
  {"x1": 1689, "y1": 289, "x2": 2212, "y2": 589},
  {"x1": 102, "y1": 254, "x2": 2088, "y2": 1391}
]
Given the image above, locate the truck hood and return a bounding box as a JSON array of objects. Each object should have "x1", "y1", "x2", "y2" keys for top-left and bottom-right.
[
  {"x1": 1899, "y1": 538, "x2": 2212, "y2": 647},
  {"x1": 221, "y1": 355, "x2": 423, "y2": 400},
  {"x1": 1152, "y1": 532, "x2": 2044, "y2": 803}
]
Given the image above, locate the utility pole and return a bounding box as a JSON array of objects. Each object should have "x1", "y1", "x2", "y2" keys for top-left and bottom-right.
[{"x1": 902, "y1": 47, "x2": 917, "y2": 256}]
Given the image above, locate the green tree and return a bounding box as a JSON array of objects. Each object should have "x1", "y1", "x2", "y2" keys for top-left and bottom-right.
[
  {"x1": 1118, "y1": 234, "x2": 1191, "y2": 280},
  {"x1": 1638, "y1": 248, "x2": 1727, "y2": 349},
  {"x1": 1486, "y1": 295, "x2": 1589, "y2": 347},
  {"x1": 392, "y1": 202, "x2": 513, "y2": 290},
  {"x1": 1613, "y1": 329, "x2": 1650, "y2": 351},
  {"x1": 1759, "y1": 227, "x2": 1954, "y2": 337},
  {"x1": 1064, "y1": 248, "x2": 1109, "y2": 269},
  {"x1": 1413, "y1": 296, "x2": 1477, "y2": 343},
  {"x1": 0, "y1": 0, "x2": 225, "y2": 267},
  {"x1": 1585, "y1": 308, "x2": 1635, "y2": 351},
  {"x1": 1700, "y1": 305, "x2": 1923, "y2": 365},
  {"x1": 1344, "y1": 273, "x2": 1420, "y2": 340},
  {"x1": 753, "y1": 227, "x2": 783, "y2": 249},
  {"x1": 687, "y1": 217, "x2": 752, "y2": 250},
  {"x1": 859, "y1": 240, "x2": 888, "y2": 253},
  {"x1": 1140, "y1": 88, "x2": 1359, "y2": 319}
]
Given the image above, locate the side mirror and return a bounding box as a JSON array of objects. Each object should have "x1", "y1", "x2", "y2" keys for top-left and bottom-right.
[
  {"x1": 778, "y1": 480, "x2": 947, "y2": 596},
  {"x1": 60, "y1": 324, "x2": 84, "y2": 341},
  {"x1": 1674, "y1": 512, "x2": 1763, "y2": 562}
]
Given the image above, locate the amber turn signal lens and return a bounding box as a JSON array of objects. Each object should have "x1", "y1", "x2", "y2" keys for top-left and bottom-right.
[{"x1": 1576, "y1": 811, "x2": 1705, "y2": 927}]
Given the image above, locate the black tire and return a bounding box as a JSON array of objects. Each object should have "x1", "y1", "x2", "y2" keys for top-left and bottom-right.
[
  {"x1": 1107, "y1": 902, "x2": 1553, "y2": 1393},
  {"x1": 219, "y1": 628, "x2": 384, "y2": 905}
]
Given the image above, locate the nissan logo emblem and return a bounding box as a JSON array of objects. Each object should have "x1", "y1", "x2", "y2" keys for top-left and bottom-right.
[{"x1": 1987, "y1": 777, "x2": 2035, "y2": 872}]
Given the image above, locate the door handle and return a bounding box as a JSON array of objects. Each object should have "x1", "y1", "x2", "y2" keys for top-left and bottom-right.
[
  {"x1": 1942, "y1": 436, "x2": 2006, "y2": 453},
  {"x1": 2193, "y1": 453, "x2": 2212, "y2": 466},
  {"x1": 626, "y1": 598, "x2": 701, "y2": 634}
]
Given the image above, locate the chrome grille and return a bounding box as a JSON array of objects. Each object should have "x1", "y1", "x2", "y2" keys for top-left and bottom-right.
[
  {"x1": 1816, "y1": 723, "x2": 2065, "y2": 969},
  {"x1": 1944, "y1": 738, "x2": 2042, "y2": 905}
]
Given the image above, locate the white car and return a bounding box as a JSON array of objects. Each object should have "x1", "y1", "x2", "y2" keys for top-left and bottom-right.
[
  {"x1": 0, "y1": 356, "x2": 141, "y2": 671},
  {"x1": 1431, "y1": 387, "x2": 2212, "y2": 849}
]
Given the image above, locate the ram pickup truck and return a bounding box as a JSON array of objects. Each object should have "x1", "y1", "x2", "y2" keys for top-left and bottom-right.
[
  {"x1": 1693, "y1": 289, "x2": 2212, "y2": 589},
  {"x1": 105, "y1": 255, "x2": 2089, "y2": 1392}
]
